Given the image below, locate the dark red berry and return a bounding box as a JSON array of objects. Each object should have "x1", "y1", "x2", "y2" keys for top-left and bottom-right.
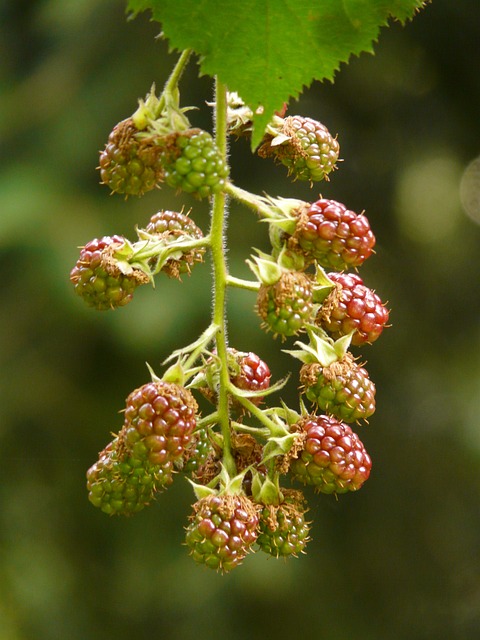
[
  {"x1": 229, "y1": 350, "x2": 271, "y2": 406},
  {"x1": 317, "y1": 272, "x2": 389, "y2": 345},
  {"x1": 290, "y1": 414, "x2": 372, "y2": 494},
  {"x1": 290, "y1": 199, "x2": 376, "y2": 270}
]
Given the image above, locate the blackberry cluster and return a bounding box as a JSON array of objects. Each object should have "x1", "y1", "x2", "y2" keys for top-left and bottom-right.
[{"x1": 76, "y1": 71, "x2": 391, "y2": 574}]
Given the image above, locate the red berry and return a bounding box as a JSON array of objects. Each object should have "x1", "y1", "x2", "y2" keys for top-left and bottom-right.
[
  {"x1": 121, "y1": 380, "x2": 198, "y2": 470},
  {"x1": 185, "y1": 493, "x2": 259, "y2": 572},
  {"x1": 70, "y1": 235, "x2": 148, "y2": 310},
  {"x1": 300, "y1": 353, "x2": 376, "y2": 423},
  {"x1": 229, "y1": 349, "x2": 272, "y2": 406},
  {"x1": 290, "y1": 199, "x2": 376, "y2": 270},
  {"x1": 317, "y1": 272, "x2": 389, "y2": 345},
  {"x1": 290, "y1": 415, "x2": 372, "y2": 494}
]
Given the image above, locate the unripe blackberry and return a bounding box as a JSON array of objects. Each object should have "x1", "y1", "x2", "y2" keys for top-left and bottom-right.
[
  {"x1": 256, "y1": 271, "x2": 314, "y2": 339},
  {"x1": 70, "y1": 235, "x2": 148, "y2": 310},
  {"x1": 144, "y1": 209, "x2": 205, "y2": 278},
  {"x1": 121, "y1": 380, "x2": 198, "y2": 469},
  {"x1": 290, "y1": 199, "x2": 376, "y2": 270},
  {"x1": 317, "y1": 272, "x2": 390, "y2": 345},
  {"x1": 159, "y1": 129, "x2": 229, "y2": 198},
  {"x1": 99, "y1": 118, "x2": 163, "y2": 196},
  {"x1": 300, "y1": 353, "x2": 376, "y2": 423},
  {"x1": 290, "y1": 415, "x2": 372, "y2": 494},
  {"x1": 259, "y1": 115, "x2": 339, "y2": 182},
  {"x1": 185, "y1": 493, "x2": 259, "y2": 572},
  {"x1": 176, "y1": 427, "x2": 213, "y2": 476},
  {"x1": 257, "y1": 491, "x2": 310, "y2": 557},
  {"x1": 86, "y1": 436, "x2": 172, "y2": 516}
]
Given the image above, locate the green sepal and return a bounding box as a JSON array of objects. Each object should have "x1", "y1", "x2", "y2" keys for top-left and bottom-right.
[
  {"x1": 251, "y1": 473, "x2": 283, "y2": 506},
  {"x1": 311, "y1": 264, "x2": 336, "y2": 303},
  {"x1": 246, "y1": 251, "x2": 284, "y2": 286},
  {"x1": 187, "y1": 478, "x2": 217, "y2": 501},
  {"x1": 262, "y1": 434, "x2": 298, "y2": 464},
  {"x1": 285, "y1": 330, "x2": 353, "y2": 367}
]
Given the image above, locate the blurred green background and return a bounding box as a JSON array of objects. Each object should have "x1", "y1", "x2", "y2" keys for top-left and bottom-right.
[{"x1": 1, "y1": 1, "x2": 480, "y2": 638}]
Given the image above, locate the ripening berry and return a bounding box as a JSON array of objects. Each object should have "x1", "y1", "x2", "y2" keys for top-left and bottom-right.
[
  {"x1": 185, "y1": 493, "x2": 259, "y2": 572},
  {"x1": 144, "y1": 209, "x2": 205, "y2": 278},
  {"x1": 121, "y1": 380, "x2": 198, "y2": 470},
  {"x1": 259, "y1": 115, "x2": 339, "y2": 182},
  {"x1": 317, "y1": 272, "x2": 390, "y2": 345},
  {"x1": 300, "y1": 353, "x2": 376, "y2": 423},
  {"x1": 257, "y1": 492, "x2": 310, "y2": 557},
  {"x1": 86, "y1": 436, "x2": 172, "y2": 516},
  {"x1": 290, "y1": 199, "x2": 376, "y2": 270},
  {"x1": 70, "y1": 235, "x2": 148, "y2": 310},
  {"x1": 290, "y1": 414, "x2": 372, "y2": 494}
]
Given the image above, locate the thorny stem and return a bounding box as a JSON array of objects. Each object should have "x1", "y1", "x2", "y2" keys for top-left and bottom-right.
[{"x1": 210, "y1": 78, "x2": 236, "y2": 478}]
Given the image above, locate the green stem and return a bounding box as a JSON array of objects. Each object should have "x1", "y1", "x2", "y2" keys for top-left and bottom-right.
[
  {"x1": 228, "y1": 387, "x2": 288, "y2": 438},
  {"x1": 210, "y1": 78, "x2": 236, "y2": 478},
  {"x1": 156, "y1": 49, "x2": 193, "y2": 116},
  {"x1": 226, "y1": 275, "x2": 260, "y2": 292},
  {"x1": 225, "y1": 182, "x2": 275, "y2": 219}
]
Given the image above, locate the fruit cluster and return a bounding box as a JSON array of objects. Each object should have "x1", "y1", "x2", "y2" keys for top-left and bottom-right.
[{"x1": 72, "y1": 56, "x2": 390, "y2": 573}]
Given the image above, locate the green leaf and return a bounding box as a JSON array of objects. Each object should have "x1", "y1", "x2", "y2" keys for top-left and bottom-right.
[{"x1": 127, "y1": 0, "x2": 428, "y2": 147}]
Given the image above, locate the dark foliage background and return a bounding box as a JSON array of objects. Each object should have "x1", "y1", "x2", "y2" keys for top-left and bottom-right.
[{"x1": 1, "y1": 1, "x2": 480, "y2": 638}]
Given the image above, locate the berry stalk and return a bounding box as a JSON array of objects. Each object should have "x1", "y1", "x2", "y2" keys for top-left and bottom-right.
[{"x1": 209, "y1": 78, "x2": 236, "y2": 477}]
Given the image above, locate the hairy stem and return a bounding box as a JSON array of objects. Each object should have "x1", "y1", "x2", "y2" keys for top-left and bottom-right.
[
  {"x1": 210, "y1": 78, "x2": 236, "y2": 478},
  {"x1": 156, "y1": 49, "x2": 192, "y2": 115}
]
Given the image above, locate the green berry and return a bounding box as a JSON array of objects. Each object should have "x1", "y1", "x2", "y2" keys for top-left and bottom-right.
[
  {"x1": 86, "y1": 436, "x2": 172, "y2": 516},
  {"x1": 300, "y1": 353, "x2": 376, "y2": 423},
  {"x1": 257, "y1": 491, "x2": 310, "y2": 557},
  {"x1": 176, "y1": 427, "x2": 213, "y2": 476},
  {"x1": 185, "y1": 493, "x2": 259, "y2": 572},
  {"x1": 70, "y1": 235, "x2": 148, "y2": 310},
  {"x1": 290, "y1": 414, "x2": 372, "y2": 494},
  {"x1": 259, "y1": 115, "x2": 339, "y2": 182},
  {"x1": 256, "y1": 271, "x2": 313, "y2": 338},
  {"x1": 98, "y1": 118, "x2": 163, "y2": 196},
  {"x1": 160, "y1": 129, "x2": 229, "y2": 198}
]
